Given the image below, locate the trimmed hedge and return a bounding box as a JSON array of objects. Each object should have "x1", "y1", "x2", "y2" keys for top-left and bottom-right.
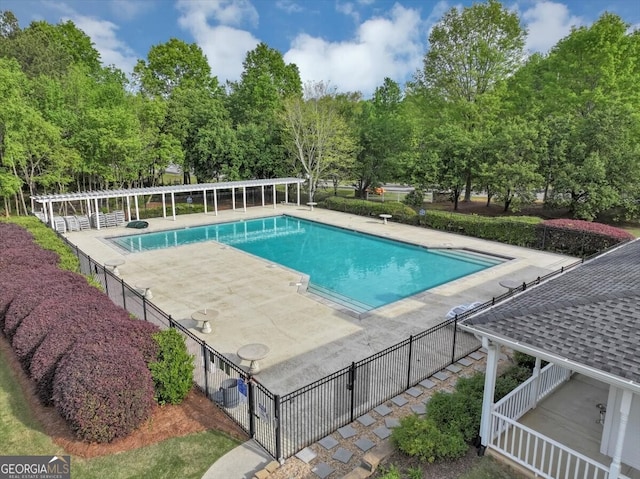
[
  {"x1": 421, "y1": 210, "x2": 541, "y2": 247},
  {"x1": 0, "y1": 265, "x2": 61, "y2": 326},
  {"x1": 4, "y1": 271, "x2": 95, "y2": 339},
  {"x1": 1, "y1": 216, "x2": 80, "y2": 272},
  {"x1": 319, "y1": 196, "x2": 418, "y2": 223},
  {"x1": 30, "y1": 311, "x2": 132, "y2": 405},
  {"x1": 316, "y1": 197, "x2": 632, "y2": 256},
  {"x1": 149, "y1": 329, "x2": 194, "y2": 405},
  {"x1": 0, "y1": 246, "x2": 59, "y2": 270},
  {"x1": 53, "y1": 338, "x2": 155, "y2": 443},
  {"x1": 11, "y1": 293, "x2": 125, "y2": 371},
  {"x1": 535, "y1": 219, "x2": 635, "y2": 256},
  {"x1": 123, "y1": 319, "x2": 161, "y2": 365}
]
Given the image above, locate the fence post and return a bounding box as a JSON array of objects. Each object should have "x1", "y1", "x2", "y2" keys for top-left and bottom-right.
[
  {"x1": 451, "y1": 316, "x2": 458, "y2": 364},
  {"x1": 121, "y1": 277, "x2": 127, "y2": 309},
  {"x1": 169, "y1": 315, "x2": 175, "y2": 328},
  {"x1": 348, "y1": 362, "x2": 356, "y2": 423},
  {"x1": 202, "y1": 342, "x2": 209, "y2": 399},
  {"x1": 142, "y1": 295, "x2": 148, "y2": 322},
  {"x1": 274, "y1": 394, "x2": 282, "y2": 462},
  {"x1": 406, "y1": 335, "x2": 413, "y2": 389},
  {"x1": 103, "y1": 263, "x2": 109, "y2": 296},
  {"x1": 248, "y1": 378, "x2": 256, "y2": 437}
]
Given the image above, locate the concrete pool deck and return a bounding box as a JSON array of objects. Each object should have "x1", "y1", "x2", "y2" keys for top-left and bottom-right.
[{"x1": 62, "y1": 205, "x2": 577, "y2": 394}]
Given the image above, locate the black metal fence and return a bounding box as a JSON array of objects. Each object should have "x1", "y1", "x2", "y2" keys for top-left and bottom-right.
[{"x1": 63, "y1": 237, "x2": 584, "y2": 461}]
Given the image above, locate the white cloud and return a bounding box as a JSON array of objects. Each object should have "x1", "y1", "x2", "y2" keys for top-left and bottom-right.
[
  {"x1": 521, "y1": 1, "x2": 583, "y2": 52},
  {"x1": 177, "y1": 0, "x2": 260, "y2": 83},
  {"x1": 177, "y1": 0, "x2": 258, "y2": 28},
  {"x1": 284, "y1": 4, "x2": 424, "y2": 96},
  {"x1": 46, "y1": 2, "x2": 139, "y2": 73},
  {"x1": 336, "y1": 2, "x2": 360, "y2": 23},
  {"x1": 276, "y1": 0, "x2": 303, "y2": 14},
  {"x1": 109, "y1": 0, "x2": 153, "y2": 21}
]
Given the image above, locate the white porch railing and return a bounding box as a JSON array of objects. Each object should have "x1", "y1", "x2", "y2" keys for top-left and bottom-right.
[
  {"x1": 494, "y1": 362, "x2": 571, "y2": 422},
  {"x1": 491, "y1": 412, "x2": 611, "y2": 479}
]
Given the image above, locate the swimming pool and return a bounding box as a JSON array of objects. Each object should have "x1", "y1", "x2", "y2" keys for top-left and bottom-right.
[{"x1": 112, "y1": 216, "x2": 504, "y2": 312}]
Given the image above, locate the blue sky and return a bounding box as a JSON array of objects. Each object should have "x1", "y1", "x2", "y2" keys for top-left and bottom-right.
[{"x1": 3, "y1": 0, "x2": 639, "y2": 96}]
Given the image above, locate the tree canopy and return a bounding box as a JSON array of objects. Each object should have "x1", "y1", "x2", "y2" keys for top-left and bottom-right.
[{"x1": 0, "y1": 5, "x2": 639, "y2": 222}]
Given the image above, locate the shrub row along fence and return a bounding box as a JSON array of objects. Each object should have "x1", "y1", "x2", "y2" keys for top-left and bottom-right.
[{"x1": 65, "y1": 236, "x2": 584, "y2": 461}]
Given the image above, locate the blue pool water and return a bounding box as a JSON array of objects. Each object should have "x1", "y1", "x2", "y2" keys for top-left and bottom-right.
[{"x1": 112, "y1": 216, "x2": 503, "y2": 312}]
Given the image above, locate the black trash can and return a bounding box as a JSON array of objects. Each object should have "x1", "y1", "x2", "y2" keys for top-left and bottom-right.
[{"x1": 221, "y1": 378, "x2": 239, "y2": 408}]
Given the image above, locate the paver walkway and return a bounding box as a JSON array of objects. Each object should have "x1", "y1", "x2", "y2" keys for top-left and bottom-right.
[{"x1": 255, "y1": 350, "x2": 493, "y2": 479}]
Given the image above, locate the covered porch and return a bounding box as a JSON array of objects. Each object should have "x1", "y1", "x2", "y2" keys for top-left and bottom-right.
[{"x1": 485, "y1": 358, "x2": 640, "y2": 479}]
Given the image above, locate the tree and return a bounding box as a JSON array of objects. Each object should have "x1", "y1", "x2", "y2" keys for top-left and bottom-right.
[
  {"x1": 283, "y1": 81, "x2": 356, "y2": 202},
  {"x1": 353, "y1": 78, "x2": 410, "y2": 198},
  {"x1": 133, "y1": 38, "x2": 214, "y2": 98},
  {"x1": 483, "y1": 116, "x2": 544, "y2": 212},
  {"x1": 227, "y1": 43, "x2": 301, "y2": 179},
  {"x1": 0, "y1": 17, "x2": 101, "y2": 78},
  {"x1": 0, "y1": 57, "x2": 75, "y2": 214},
  {"x1": 517, "y1": 13, "x2": 640, "y2": 219},
  {"x1": 418, "y1": 0, "x2": 526, "y2": 201}
]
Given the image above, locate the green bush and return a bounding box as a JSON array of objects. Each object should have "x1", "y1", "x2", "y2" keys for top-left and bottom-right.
[
  {"x1": 512, "y1": 351, "x2": 537, "y2": 370},
  {"x1": 319, "y1": 196, "x2": 418, "y2": 223},
  {"x1": 149, "y1": 329, "x2": 194, "y2": 405},
  {"x1": 495, "y1": 365, "x2": 532, "y2": 400},
  {"x1": 377, "y1": 464, "x2": 402, "y2": 479},
  {"x1": 403, "y1": 189, "x2": 425, "y2": 208},
  {"x1": 426, "y1": 377, "x2": 483, "y2": 443},
  {"x1": 421, "y1": 210, "x2": 541, "y2": 247},
  {"x1": 391, "y1": 415, "x2": 467, "y2": 463}
]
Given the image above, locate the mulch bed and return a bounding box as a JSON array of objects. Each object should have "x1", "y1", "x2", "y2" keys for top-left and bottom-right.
[{"x1": 0, "y1": 334, "x2": 249, "y2": 458}]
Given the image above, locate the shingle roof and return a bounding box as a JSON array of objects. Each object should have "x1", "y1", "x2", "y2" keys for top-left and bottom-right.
[{"x1": 462, "y1": 239, "x2": 640, "y2": 385}]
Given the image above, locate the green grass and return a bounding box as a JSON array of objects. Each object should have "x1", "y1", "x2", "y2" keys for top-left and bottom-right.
[
  {"x1": 0, "y1": 343, "x2": 240, "y2": 479},
  {"x1": 458, "y1": 455, "x2": 528, "y2": 479}
]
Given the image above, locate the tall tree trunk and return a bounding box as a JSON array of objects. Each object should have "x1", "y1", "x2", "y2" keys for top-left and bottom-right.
[{"x1": 464, "y1": 170, "x2": 472, "y2": 201}]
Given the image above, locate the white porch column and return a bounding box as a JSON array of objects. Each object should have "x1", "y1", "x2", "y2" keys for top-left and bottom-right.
[
  {"x1": 273, "y1": 185, "x2": 277, "y2": 209},
  {"x1": 284, "y1": 184, "x2": 288, "y2": 204},
  {"x1": 296, "y1": 182, "x2": 300, "y2": 206},
  {"x1": 126, "y1": 196, "x2": 131, "y2": 221},
  {"x1": 261, "y1": 185, "x2": 265, "y2": 206},
  {"x1": 242, "y1": 186, "x2": 247, "y2": 212},
  {"x1": 203, "y1": 189, "x2": 208, "y2": 214},
  {"x1": 170, "y1": 191, "x2": 176, "y2": 221},
  {"x1": 134, "y1": 195, "x2": 140, "y2": 220},
  {"x1": 529, "y1": 357, "x2": 542, "y2": 409},
  {"x1": 608, "y1": 389, "x2": 633, "y2": 479},
  {"x1": 479, "y1": 338, "x2": 499, "y2": 450},
  {"x1": 162, "y1": 193, "x2": 166, "y2": 218},
  {"x1": 85, "y1": 199, "x2": 91, "y2": 218},
  {"x1": 48, "y1": 201, "x2": 54, "y2": 228},
  {"x1": 94, "y1": 198, "x2": 100, "y2": 230},
  {"x1": 213, "y1": 189, "x2": 218, "y2": 216},
  {"x1": 232, "y1": 187, "x2": 236, "y2": 210}
]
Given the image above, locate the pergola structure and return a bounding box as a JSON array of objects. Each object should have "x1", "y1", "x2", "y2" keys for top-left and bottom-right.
[{"x1": 30, "y1": 178, "x2": 306, "y2": 230}]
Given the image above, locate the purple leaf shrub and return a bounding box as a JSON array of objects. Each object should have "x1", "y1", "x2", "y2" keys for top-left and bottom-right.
[
  {"x1": 0, "y1": 265, "x2": 61, "y2": 326},
  {"x1": 12, "y1": 293, "x2": 125, "y2": 371},
  {"x1": 3, "y1": 270, "x2": 91, "y2": 339},
  {"x1": 53, "y1": 337, "x2": 155, "y2": 443},
  {"x1": 30, "y1": 310, "x2": 131, "y2": 405},
  {"x1": 117, "y1": 319, "x2": 161, "y2": 365},
  {"x1": 0, "y1": 246, "x2": 59, "y2": 271},
  {"x1": 0, "y1": 223, "x2": 34, "y2": 248},
  {"x1": 542, "y1": 219, "x2": 635, "y2": 241}
]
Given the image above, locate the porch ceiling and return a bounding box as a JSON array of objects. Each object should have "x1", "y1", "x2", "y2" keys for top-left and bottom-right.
[{"x1": 460, "y1": 239, "x2": 640, "y2": 391}]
